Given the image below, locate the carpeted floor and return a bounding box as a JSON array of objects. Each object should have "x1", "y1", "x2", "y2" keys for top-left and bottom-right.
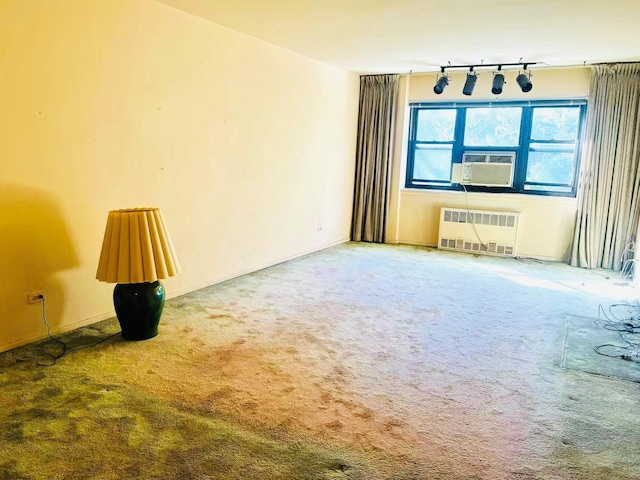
[{"x1": 1, "y1": 242, "x2": 639, "y2": 480}]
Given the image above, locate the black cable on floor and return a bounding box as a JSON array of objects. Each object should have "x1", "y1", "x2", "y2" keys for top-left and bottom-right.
[
  {"x1": 594, "y1": 344, "x2": 640, "y2": 362},
  {"x1": 593, "y1": 302, "x2": 640, "y2": 362},
  {"x1": 32, "y1": 297, "x2": 119, "y2": 366}
]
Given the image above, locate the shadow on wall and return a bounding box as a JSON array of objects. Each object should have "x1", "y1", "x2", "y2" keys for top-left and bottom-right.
[{"x1": 0, "y1": 183, "x2": 79, "y2": 341}]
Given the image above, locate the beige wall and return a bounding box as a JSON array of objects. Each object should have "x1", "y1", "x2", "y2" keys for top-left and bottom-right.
[
  {"x1": 387, "y1": 67, "x2": 590, "y2": 260},
  {"x1": 0, "y1": 0, "x2": 359, "y2": 352}
]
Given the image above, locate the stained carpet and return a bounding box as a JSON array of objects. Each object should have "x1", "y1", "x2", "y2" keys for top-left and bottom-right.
[{"x1": 1, "y1": 243, "x2": 639, "y2": 479}]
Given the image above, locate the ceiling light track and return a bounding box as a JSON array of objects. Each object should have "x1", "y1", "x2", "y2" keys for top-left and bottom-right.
[{"x1": 439, "y1": 61, "x2": 538, "y2": 71}]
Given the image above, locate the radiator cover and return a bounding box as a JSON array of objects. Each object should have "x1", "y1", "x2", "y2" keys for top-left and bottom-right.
[{"x1": 438, "y1": 207, "x2": 520, "y2": 257}]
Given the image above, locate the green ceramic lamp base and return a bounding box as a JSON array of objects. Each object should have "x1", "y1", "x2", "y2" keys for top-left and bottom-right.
[{"x1": 113, "y1": 281, "x2": 165, "y2": 340}]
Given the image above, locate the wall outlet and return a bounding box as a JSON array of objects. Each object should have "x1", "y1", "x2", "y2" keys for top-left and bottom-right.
[{"x1": 27, "y1": 291, "x2": 46, "y2": 304}]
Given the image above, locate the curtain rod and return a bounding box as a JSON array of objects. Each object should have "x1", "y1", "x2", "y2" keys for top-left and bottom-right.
[
  {"x1": 594, "y1": 60, "x2": 640, "y2": 66},
  {"x1": 397, "y1": 63, "x2": 583, "y2": 77},
  {"x1": 359, "y1": 60, "x2": 639, "y2": 77}
]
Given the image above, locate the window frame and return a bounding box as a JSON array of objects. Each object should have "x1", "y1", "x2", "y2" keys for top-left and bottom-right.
[{"x1": 405, "y1": 99, "x2": 587, "y2": 197}]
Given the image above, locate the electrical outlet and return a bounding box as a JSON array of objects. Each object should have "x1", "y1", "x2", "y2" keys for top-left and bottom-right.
[{"x1": 27, "y1": 291, "x2": 46, "y2": 304}]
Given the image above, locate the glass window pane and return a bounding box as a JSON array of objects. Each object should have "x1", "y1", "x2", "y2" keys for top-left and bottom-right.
[
  {"x1": 531, "y1": 107, "x2": 580, "y2": 141},
  {"x1": 526, "y1": 149, "x2": 576, "y2": 185},
  {"x1": 413, "y1": 145, "x2": 453, "y2": 181},
  {"x1": 529, "y1": 142, "x2": 575, "y2": 153},
  {"x1": 416, "y1": 109, "x2": 456, "y2": 141},
  {"x1": 524, "y1": 184, "x2": 573, "y2": 193},
  {"x1": 464, "y1": 107, "x2": 521, "y2": 146}
]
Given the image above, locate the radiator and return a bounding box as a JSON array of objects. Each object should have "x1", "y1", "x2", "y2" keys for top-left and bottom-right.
[{"x1": 438, "y1": 207, "x2": 520, "y2": 257}]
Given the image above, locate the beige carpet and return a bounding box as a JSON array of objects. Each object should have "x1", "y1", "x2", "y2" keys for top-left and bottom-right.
[{"x1": 1, "y1": 242, "x2": 639, "y2": 479}]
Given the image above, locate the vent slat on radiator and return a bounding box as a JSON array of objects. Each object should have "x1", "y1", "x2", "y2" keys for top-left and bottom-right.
[{"x1": 438, "y1": 207, "x2": 519, "y2": 257}]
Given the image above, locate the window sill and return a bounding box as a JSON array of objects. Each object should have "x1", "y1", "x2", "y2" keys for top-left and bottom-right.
[{"x1": 400, "y1": 188, "x2": 578, "y2": 204}]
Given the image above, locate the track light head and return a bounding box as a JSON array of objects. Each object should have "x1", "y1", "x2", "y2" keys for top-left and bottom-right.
[
  {"x1": 516, "y1": 72, "x2": 533, "y2": 92},
  {"x1": 491, "y1": 66, "x2": 505, "y2": 95},
  {"x1": 433, "y1": 75, "x2": 449, "y2": 94},
  {"x1": 462, "y1": 70, "x2": 477, "y2": 96}
]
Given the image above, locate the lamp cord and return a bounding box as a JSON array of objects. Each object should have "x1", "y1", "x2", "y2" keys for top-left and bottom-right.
[
  {"x1": 461, "y1": 184, "x2": 489, "y2": 249},
  {"x1": 32, "y1": 297, "x2": 119, "y2": 366}
]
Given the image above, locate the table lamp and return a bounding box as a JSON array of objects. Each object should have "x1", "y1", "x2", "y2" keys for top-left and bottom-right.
[{"x1": 96, "y1": 208, "x2": 180, "y2": 340}]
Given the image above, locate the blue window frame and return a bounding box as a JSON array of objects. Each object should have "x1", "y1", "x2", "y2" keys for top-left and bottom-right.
[{"x1": 405, "y1": 99, "x2": 587, "y2": 196}]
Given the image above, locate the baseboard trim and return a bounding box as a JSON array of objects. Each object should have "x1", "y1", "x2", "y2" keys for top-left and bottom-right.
[
  {"x1": 396, "y1": 240, "x2": 435, "y2": 247},
  {"x1": 167, "y1": 238, "x2": 350, "y2": 300}
]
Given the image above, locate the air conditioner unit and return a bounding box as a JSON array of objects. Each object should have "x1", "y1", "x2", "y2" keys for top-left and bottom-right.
[{"x1": 451, "y1": 152, "x2": 515, "y2": 187}]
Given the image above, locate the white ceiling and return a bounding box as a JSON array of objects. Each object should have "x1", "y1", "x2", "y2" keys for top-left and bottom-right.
[{"x1": 155, "y1": 0, "x2": 640, "y2": 73}]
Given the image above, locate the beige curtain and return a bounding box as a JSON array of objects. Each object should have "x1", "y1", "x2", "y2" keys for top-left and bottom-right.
[
  {"x1": 351, "y1": 74, "x2": 399, "y2": 243},
  {"x1": 571, "y1": 63, "x2": 640, "y2": 270}
]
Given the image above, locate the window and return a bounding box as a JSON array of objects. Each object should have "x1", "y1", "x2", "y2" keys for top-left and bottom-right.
[{"x1": 405, "y1": 100, "x2": 587, "y2": 196}]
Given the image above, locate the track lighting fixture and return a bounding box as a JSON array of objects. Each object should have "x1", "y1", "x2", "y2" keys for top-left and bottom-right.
[
  {"x1": 516, "y1": 70, "x2": 533, "y2": 92},
  {"x1": 491, "y1": 66, "x2": 505, "y2": 95},
  {"x1": 462, "y1": 68, "x2": 477, "y2": 96},
  {"x1": 431, "y1": 61, "x2": 536, "y2": 97},
  {"x1": 433, "y1": 76, "x2": 449, "y2": 94},
  {"x1": 433, "y1": 67, "x2": 449, "y2": 94}
]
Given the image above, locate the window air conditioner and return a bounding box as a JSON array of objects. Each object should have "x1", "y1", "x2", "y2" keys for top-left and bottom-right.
[{"x1": 451, "y1": 152, "x2": 515, "y2": 187}]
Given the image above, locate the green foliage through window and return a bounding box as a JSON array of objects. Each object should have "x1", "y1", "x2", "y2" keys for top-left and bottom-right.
[{"x1": 464, "y1": 108, "x2": 522, "y2": 146}]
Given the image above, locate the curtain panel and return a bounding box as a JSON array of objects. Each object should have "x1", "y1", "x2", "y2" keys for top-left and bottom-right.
[
  {"x1": 351, "y1": 74, "x2": 399, "y2": 243},
  {"x1": 571, "y1": 63, "x2": 640, "y2": 270}
]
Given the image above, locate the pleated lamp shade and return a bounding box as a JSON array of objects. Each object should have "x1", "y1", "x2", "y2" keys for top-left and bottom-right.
[{"x1": 96, "y1": 208, "x2": 180, "y2": 284}]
